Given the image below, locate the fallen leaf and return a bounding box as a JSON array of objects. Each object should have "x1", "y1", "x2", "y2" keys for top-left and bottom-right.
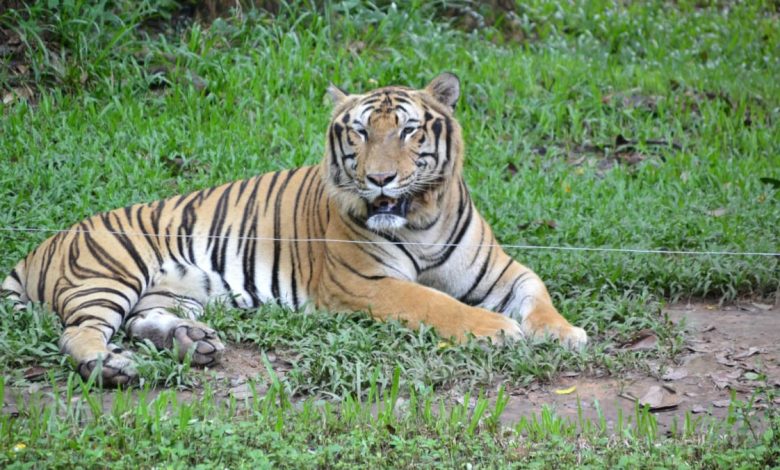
[
  {"x1": 621, "y1": 329, "x2": 658, "y2": 351},
  {"x1": 567, "y1": 153, "x2": 587, "y2": 166},
  {"x1": 743, "y1": 372, "x2": 760, "y2": 381},
  {"x1": 715, "y1": 352, "x2": 738, "y2": 367},
  {"x1": 712, "y1": 399, "x2": 731, "y2": 408},
  {"x1": 2, "y1": 85, "x2": 33, "y2": 105},
  {"x1": 751, "y1": 302, "x2": 773, "y2": 311},
  {"x1": 23, "y1": 366, "x2": 47, "y2": 380},
  {"x1": 710, "y1": 370, "x2": 743, "y2": 389},
  {"x1": 685, "y1": 344, "x2": 712, "y2": 353},
  {"x1": 637, "y1": 385, "x2": 681, "y2": 411},
  {"x1": 700, "y1": 324, "x2": 716, "y2": 333},
  {"x1": 554, "y1": 386, "x2": 576, "y2": 395},
  {"x1": 517, "y1": 219, "x2": 557, "y2": 231},
  {"x1": 617, "y1": 152, "x2": 646, "y2": 165},
  {"x1": 706, "y1": 207, "x2": 727, "y2": 217},
  {"x1": 662, "y1": 368, "x2": 688, "y2": 381},
  {"x1": 733, "y1": 347, "x2": 762, "y2": 359},
  {"x1": 2, "y1": 404, "x2": 19, "y2": 418},
  {"x1": 347, "y1": 40, "x2": 366, "y2": 55},
  {"x1": 227, "y1": 383, "x2": 255, "y2": 400}
]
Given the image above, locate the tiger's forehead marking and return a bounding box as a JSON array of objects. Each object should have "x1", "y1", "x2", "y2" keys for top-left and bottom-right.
[{"x1": 350, "y1": 90, "x2": 422, "y2": 128}]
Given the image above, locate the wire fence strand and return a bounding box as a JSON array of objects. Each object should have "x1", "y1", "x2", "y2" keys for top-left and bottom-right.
[{"x1": 1, "y1": 226, "x2": 777, "y2": 257}]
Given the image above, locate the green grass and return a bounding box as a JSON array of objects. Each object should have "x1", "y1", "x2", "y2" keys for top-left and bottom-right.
[
  {"x1": 1, "y1": 0, "x2": 779, "y2": 466},
  {"x1": 2, "y1": 372, "x2": 779, "y2": 468}
]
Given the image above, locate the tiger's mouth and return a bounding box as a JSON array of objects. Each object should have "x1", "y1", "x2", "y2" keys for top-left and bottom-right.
[
  {"x1": 365, "y1": 195, "x2": 412, "y2": 231},
  {"x1": 367, "y1": 195, "x2": 411, "y2": 218}
]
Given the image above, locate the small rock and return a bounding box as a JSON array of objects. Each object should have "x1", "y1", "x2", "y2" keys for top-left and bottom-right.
[{"x1": 662, "y1": 368, "x2": 689, "y2": 381}]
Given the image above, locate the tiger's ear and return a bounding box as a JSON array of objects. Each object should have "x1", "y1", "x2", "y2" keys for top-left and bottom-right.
[
  {"x1": 425, "y1": 72, "x2": 460, "y2": 111},
  {"x1": 327, "y1": 84, "x2": 350, "y2": 106}
]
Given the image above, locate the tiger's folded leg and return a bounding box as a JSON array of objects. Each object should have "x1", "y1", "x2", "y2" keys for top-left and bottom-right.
[
  {"x1": 125, "y1": 290, "x2": 225, "y2": 367},
  {"x1": 318, "y1": 276, "x2": 523, "y2": 343}
]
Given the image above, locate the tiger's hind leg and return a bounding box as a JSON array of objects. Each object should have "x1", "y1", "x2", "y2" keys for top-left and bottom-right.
[
  {"x1": 125, "y1": 289, "x2": 225, "y2": 367},
  {"x1": 58, "y1": 283, "x2": 140, "y2": 387}
]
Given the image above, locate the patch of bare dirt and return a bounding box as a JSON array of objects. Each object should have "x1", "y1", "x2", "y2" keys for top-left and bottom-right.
[{"x1": 497, "y1": 302, "x2": 780, "y2": 431}]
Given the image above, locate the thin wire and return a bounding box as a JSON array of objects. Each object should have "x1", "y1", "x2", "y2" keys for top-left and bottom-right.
[{"x1": 0, "y1": 226, "x2": 777, "y2": 257}]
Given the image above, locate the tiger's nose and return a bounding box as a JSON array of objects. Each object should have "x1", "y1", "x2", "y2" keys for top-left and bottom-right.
[{"x1": 366, "y1": 172, "x2": 397, "y2": 187}]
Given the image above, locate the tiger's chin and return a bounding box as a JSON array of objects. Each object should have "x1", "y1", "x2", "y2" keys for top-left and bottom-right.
[{"x1": 366, "y1": 214, "x2": 407, "y2": 231}]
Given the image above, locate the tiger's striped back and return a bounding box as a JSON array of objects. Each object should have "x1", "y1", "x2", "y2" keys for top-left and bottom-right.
[{"x1": 6, "y1": 166, "x2": 331, "y2": 317}]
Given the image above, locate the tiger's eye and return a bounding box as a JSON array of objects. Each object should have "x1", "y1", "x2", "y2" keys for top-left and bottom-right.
[{"x1": 400, "y1": 127, "x2": 417, "y2": 140}]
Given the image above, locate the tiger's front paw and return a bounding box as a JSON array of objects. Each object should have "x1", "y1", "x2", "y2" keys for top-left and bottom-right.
[
  {"x1": 77, "y1": 346, "x2": 137, "y2": 387},
  {"x1": 471, "y1": 313, "x2": 524, "y2": 345},
  {"x1": 522, "y1": 321, "x2": 588, "y2": 350},
  {"x1": 562, "y1": 325, "x2": 588, "y2": 350},
  {"x1": 171, "y1": 321, "x2": 225, "y2": 366}
]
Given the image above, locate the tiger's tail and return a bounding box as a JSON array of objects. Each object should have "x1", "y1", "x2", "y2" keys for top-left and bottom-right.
[{"x1": 2, "y1": 260, "x2": 29, "y2": 310}]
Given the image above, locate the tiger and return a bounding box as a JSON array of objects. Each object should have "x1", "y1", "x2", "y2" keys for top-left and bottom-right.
[{"x1": 2, "y1": 73, "x2": 587, "y2": 386}]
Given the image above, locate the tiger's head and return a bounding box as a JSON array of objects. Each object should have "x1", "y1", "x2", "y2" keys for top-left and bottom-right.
[{"x1": 322, "y1": 73, "x2": 464, "y2": 232}]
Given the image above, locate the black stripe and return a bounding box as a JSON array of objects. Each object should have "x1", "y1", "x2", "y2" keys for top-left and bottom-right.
[
  {"x1": 331, "y1": 251, "x2": 387, "y2": 281},
  {"x1": 458, "y1": 245, "x2": 493, "y2": 304},
  {"x1": 37, "y1": 231, "x2": 63, "y2": 302},
  {"x1": 271, "y1": 168, "x2": 300, "y2": 301},
  {"x1": 207, "y1": 184, "x2": 233, "y2": 273},
  {"x1": 444, "y1": 115, "x2": 453, "y2": 168},
  {"x1": 494, "y1": 273, "x2": 531, "y2": 313},
  {"x1": 469, "y1": 260, "x2": 514, "y2": 307},
  {"x1": 176, "y1": 191, "x2": 204, "y2": 263},
  {"x1": 81, "y1": 228, "x2": 142, "y2": 292},
  {"x1": 347, "y1": 213, "x2": 421, "y2": 274},
  {"x1": 422, "y1": 183, "x2": 473, "y2": 271},
  {"x1": 135, "y1": 205, "x2": 164, "y2": 265},
  {"x1": 322, "y1": 261, "x2": 366, "y2": 299},
  {"x1": 303, "y1": 167, "x2": 321, "y2": 296},
  {"x1": 289, "y1": 168, "x2": 315, "y2": 309},
  {"x1": 61, "y1": 287, "x2": 131, "y2": 313},
  {"x1": 102, "y1": 212, "x2": 150, "y2": 286},
  {"x1": 237, "y1": 176, "x2": 262, "y2": 256},
  {"x1": 67, "y1": 300, "x2": 124, "y2": 324},
  {"x1": 263, "y1": 170, "x2": 282, "y2": 214}
]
